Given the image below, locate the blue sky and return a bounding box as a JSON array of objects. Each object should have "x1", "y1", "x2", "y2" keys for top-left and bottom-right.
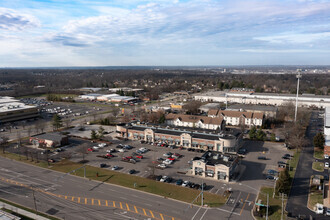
[{"x1": 0, "y1": 0, "x2": 330, "y2": 67}]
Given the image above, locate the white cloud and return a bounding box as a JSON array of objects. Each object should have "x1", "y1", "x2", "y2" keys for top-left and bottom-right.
[
  {"x1": 254, "y1": 32, "x2": 330, "y2": 44},
  {"x1": 0, "y1": 7, "x2": 40, "y2": 31}
]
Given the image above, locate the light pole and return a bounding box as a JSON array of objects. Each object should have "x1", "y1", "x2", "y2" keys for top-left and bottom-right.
[{"x1": 294, "y1": 69, "x2": 302, "y2": 122}]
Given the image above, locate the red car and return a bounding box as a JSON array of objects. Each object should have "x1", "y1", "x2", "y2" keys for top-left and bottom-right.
[
  {"x1": 126, "y1": 156, "x2": 133, "y2": 159},
  {"x1": 106, "y1": 153, "x2": 114, "y2": 157},
  {"x1": 168, "y1": 157, "x2": 175, "y2": 161},
  {"x1": 87, "y1": 148, "x2": 94, "y2": 152},
  {"x1": 136, "y1": 155, "x2": 143, "y2": 159}
]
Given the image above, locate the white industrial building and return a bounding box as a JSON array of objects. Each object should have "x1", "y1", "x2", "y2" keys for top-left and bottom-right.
[
  {"x1": 0, "y1": 96, "x2": 39, "y2": 123},
  {"x1": 194, "y1": 91, "x2": 330, "y2": 108},
  {"x1": 79, "y1": 93, "x2": 138, "y2": 103},
  {"x1": 79, "y1": 93, "x2": 102, "y2": 100},
  {"x1": 325, "y1": 107, "x2": 330, "y2": 136}
]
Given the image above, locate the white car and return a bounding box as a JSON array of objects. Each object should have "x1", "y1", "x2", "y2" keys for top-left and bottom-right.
[
  {"x1": 92, "y1": 146, "x2": 99, "y2": 150},
  {"x1": 325, "y1": 162, "x2": 329, "y2": 168},
  {"x1": 157, "y1": 164, "x2": 167, "y2": 169},
  {"x1": 98, "y1": 143, "x2": 107, "y2": 148},
  {"x1": 160, "y1": 176, "x2": 168, "y2": 182},
  {"x1": 182, "y1": 180, "x2": 190, "y2": 187},
  {"x1": 112, "y1": 165, "x2": 119, "y2": 170},
  {"x1": 315, "y1": 203, "x2": 323, "y2": 214},
  {"x1": 118, "y1": 149, "x2": 125, "y2": 153},
  {"x1": 325, "y1": 154, "x2": 329, "y2": 160},
  {"x1": 106, "y1": 149, "x2": 115, "y2": 153},
  {"x1": 163, "y1": 159, "x2": 173, "y2": 165}
]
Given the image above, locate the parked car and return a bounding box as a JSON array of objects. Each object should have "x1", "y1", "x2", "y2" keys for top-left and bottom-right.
[
  {"x1": 100, "y1": 163, "x2": 107, "y2": 168},
  {"x1": 199, "y1": 183, "x2": 206, "y2": 190},
  {"x1": 258, "y1": 156, "x2": 267, "y2": 160},
  {"x1": 267, "y1": 169, "x2": 278, "y2": 175},
  {"x1": 160, "y1": 176, "x2": 168, "y2": 182},
  {"x1": 118, "y1": 149, "x2": 125, "y2": 153},
  {"x1": 155, "y1": 175, "x2": 162, "y2": 181},
  {"x1": 136, "y1": 155, "x2": 143, "y2": 159},
  {"x1": 165, "y1": 177, "x2": 173, "y2": 183},
  {"x1": 128, "y1": 169, "x2": 136, "y2": 174},
  {"x1": 111, "y1": 165, "x2": 119, "y2": 170},
  {"x1": 282, "y1": 154, "x2": 291, "y2": 159},
  {"x1": 98, "y1": 143, "x2": 107, "y2": 148},
  {"x1": 182, "y1": 180, "x2": 190, "y2": 187},
  {"x1": 163, "y1": 152, "x2": 172, "y2": 157},
  {"x1": 326, "y1": 207, "x2": 330, "y2": 216},
  {"x1": 93, "y1": 146, "x2": 99, "y2": 150},
  {"x1": 266, "y1": 175, "x2": 278, "y2": 180},
  {"x1": 87, "y1": 148, "x2": 94, "y2": 152},
  {"x1": 325, "y1": 162, "x2": 329, "y2": 168},
  {"x1": 176, "y1": 179, "x2": 183, "y2": 185},
  {"x1": 157, "y1": 164, "x2": 167, "y2": 169},
  {"x1": 325, "y1": 154, "x2": 329, "y2": 160},
  {"x1": 106, "y1": 149, "x2": 116, "y2": 153}
]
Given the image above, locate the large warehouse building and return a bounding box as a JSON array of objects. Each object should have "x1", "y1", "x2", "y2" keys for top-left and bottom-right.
[
  {"x1": 0, "y1": 96, "x2": 39, "y2": 123},
  {"x1": 194, "y1": 91, "x2": 330, "y2": 108}
]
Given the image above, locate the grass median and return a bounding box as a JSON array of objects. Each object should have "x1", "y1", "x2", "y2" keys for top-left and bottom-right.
[
  {"x1": 312, "y1": 162, "x2": 324, "y2": 172},
  {"x1": 314, "y1": 149, "x2": 324, "y2": 160},
  {"x1": 255, "y1": 187, "x2": 284, "y2": 220},
  {"x1": 0, "y1": 152, "x2": 226, "y2": 207}
]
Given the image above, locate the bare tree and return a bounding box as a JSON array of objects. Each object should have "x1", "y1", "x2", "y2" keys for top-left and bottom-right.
[
  {"x1": 0, "y1": 136, "x2": 9, "y2": 154},
  {"x1": 121, "y1": 114, "x2": 130, "y2": 123},
  {"x1": 75, "y1": 143, "x2": 89, "y2": 161},
  {"x1": 183, "y1": 101, "x2": 202, "y2": 115},
  {"x1": 284, "y1": 123, "x2": 309, "y2": 151},
  {"x1": 63, "y1": 118, "x2": 71, "y2": 128},
  {"x1": 39, "y1": 121, "x2": 46, "y2": 133},
  {"x1": 111, "y1": 107, "x2": 120, "y2": 117},
  {"x1": 27, "y1": 126, "x2": 32, "y2": 138}
]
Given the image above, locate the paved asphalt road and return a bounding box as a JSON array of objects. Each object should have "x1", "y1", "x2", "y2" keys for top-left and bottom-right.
[
  {"x1": 286, "y1": 111, "x2": 329, "y2": 219},
  {"x1": 0, "y1": 157, "x2": 254, "y2": 220}
]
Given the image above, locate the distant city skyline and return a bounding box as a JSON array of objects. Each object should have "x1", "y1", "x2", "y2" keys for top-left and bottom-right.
[{"x1": 1, "y1": 0, "x2": 330, "y2": 67}]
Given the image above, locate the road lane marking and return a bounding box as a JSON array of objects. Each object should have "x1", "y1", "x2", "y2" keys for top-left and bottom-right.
[
  {"x1": 149, "y1": 210, "x2": 154, "y2": 218},
  {"x1": 0, "y1": 176, "x2": 179, "y2": 220},
  {"x1": 191, "y1": 206, "x2": 202, "y2": 220},
  {"x1": 240, "y1": 193, "x2": 250, "y2": 215},
  {"x1": 199, "y1": 208, "x2": 208, "y2": 220}
]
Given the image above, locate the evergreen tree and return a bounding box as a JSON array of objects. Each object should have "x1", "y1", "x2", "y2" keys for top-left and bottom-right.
[
  {"x1": 52, "y1": 114, "x2": 62, "y2": 131},
  {"x1": 249, "y1": 126, "x2": 257, "y2": 139},
  {"x1": 270, "y1": 133, "x2": 276, "y2": 142},
  {"x1": 275, "y1": 168, "x2": 290, "y2": 195},
  {"x1": 91, "y1": 130, "x2": 98, "y2": 140},
  {"x1": 256, "y1": 128, "x2": 266, "y2": 141},
  {"x1": 313, "y1": 132, "x2": 325, "y2": 149},
  {"x1": 98, "y1": 126, "x2": 105, "y2": 139}
]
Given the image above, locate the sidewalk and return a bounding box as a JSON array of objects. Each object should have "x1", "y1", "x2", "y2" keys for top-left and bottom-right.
[
  {"x1": 324, "y1": 183, "x2": 330, "y2": 207},
  {"x1": 0, "y1": 201, "x2": 50, "y2": 220}
]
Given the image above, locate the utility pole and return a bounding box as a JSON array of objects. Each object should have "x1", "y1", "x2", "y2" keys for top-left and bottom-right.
[
  {"x1": 201, "y1": 179, "x2": 204, "y2": 207},
  {"x1": 266, "y1": 193, "x2": 269, "y2": 220},
  {"x1": 281, "y1": 193, "x2": 284, "y2": 220},
  {"x1": 295, "y1": 69, "x2": 302, "y2": 122},
  {"x1": 32, "y1": 189, "x2": 38, "y2": 219}
]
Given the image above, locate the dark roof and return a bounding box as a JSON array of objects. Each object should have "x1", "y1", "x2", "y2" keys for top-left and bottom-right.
[
  {"x1": 125, "y1": 124, "x2": 240, "y2": 141},
  {"x1": 200, "y1": 151, "x2": 237, "y2": 167},
  {"x1": 32, "y1": 133, "x2": 66, "y2": 142}
]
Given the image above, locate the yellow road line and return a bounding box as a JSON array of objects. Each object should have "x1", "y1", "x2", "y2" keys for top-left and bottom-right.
[
  {"x1": 113, "y1": 201, "x2": 116, "y2": 207},
  {"x1": 143, "y1": 209, "x2": 147, "y2": 216},
  {"x1": 149, "y1": 210, "x2": 155, "y2": 218},
  {"x1": 92, "y1": 199, "x2": 94, "y2": 205},
  {"x1": 240, "y1": 193, "x2": 250, "y2": 215},
  {"x1": 65, "y1": 196, "x2": 67, "y2": 199},
  {"x1": 72, "y1": 197, "x2": 75, "y2": 201},
  {"x1": 98, "y1": 200, "x2": 101, "y2": 206},
  {"x1": 160, "y1": 213, "x2": 164, "y2": 220},
  {"x1": 126, "y1": 203, "x2": 130, "y2": 211},
  {"x1": 105, "y1": 200, "x2": 108, "y2": 206},
  {"x1": 85, "y1": 198, "x2": 87, "y2": 204},
  {"x1": 134, "y1": 206, "x2": 138, "y2": 213},
  {"x1": 78, "y1": 197, "x2": 80, "y2": 203},
  {"x1": 120, "y1": 202, "x2": 123, "y2": 209},
  {"x1": 172, "y1": 217, "x2": 175, "y2": 220}
]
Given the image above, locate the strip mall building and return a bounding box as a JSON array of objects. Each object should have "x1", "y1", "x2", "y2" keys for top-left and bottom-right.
[{"x1": 116, "y1": 124, "x2": 242, "y2": 153}]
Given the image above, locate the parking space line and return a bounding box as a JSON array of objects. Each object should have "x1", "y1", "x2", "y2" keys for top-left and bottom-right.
[
  {"x1": 85, "y1": 198, "x2": 87, "y2": 204},
  {"x1": 149, "y1": 210, "x2": 155, "y2": 218},
  {"x1": 78, "y1": 197, "x2": 80, "y2": 203},
  {"x1": 98, "y1": 199, "x2": 101, "y2": 206},
  {"x1": 160, "y1": 213, "x2": 164, "y2": 220},
  {"x1": 92, "y1": 199, "x2": 94, "y2": 205},
  {"x1": 126, "y1": 203, "x2": 130, "y2": 211},
  {"x1": 143, "y1": 208, "x2": 147, "y2": 216},
  {"x1": 105, "y1": 200, "x2": 108, "y2": 206},
  {"x1": 120, "y1": 202, "x2": 123, "y2": 209},
  {"x1": 113, "y1": 201, "x2": 116, "y2": 207},
  {"x1": 134, "y1": 206, "x2": 138, "y2": 213}
]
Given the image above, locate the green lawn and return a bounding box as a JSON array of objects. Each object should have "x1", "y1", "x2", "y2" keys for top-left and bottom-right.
[
  {"x1": 312, "y1": 162, "x2": 324, "y2": 172},
  {"x1": 255, "y1": 187, "x2": 284, "y2": 220},
  {"x1": 314, "y1": 149, "x2": 324, "y2": 160},
  {"x1": 307, "y1": 183, "x2": 323, "y2": 210},
  {"x1": 0, "y1": 152, "x2": 226, "y2": 207},
  {"x1": 288, "y1": 150, "x2": 301, "y2": 178}
]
